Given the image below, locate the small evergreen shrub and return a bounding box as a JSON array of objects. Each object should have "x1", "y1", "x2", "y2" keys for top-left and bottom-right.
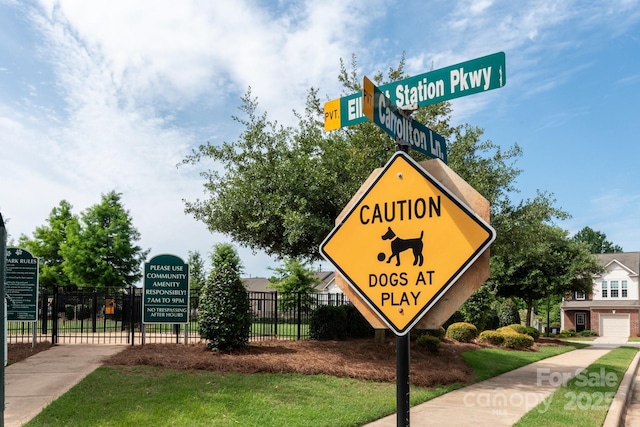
[
  {"x1": 524, "y1": 326, "x2": 540, "y2": 340},
  {"x1": 501, "y1": 331, "x2": 534, "y2": 349},
  {"x1": 479, "y1": 329, "x2": 534, "y2": 349},
  {"x1": 310, "y1": 305, "x2": 347, "y2": 340},
  {"x1": 478, "y1": 330, "x2": 504, "y2": 346},
  {"x1": 341, "y1": 304, "x2": 374, "y2": 338},
  {"x1": 505, "y1": 324, "x2": 527, "y2": 334},
  {"x1": 416, "y1": 335, "x2": 441, "y2": 352},
  {"x1": 443, "y1": 311, "x2": 465, "y2": 329},
  {"x1": 198, "y1": 264, "x2": 252, "y2": 351},
  {"x1": 413, "y1": 327, "x2": 446, "y2": 341},
  {"x1": 559, "y1": 329, "x2": 576, "y2": 337},
  {"x1": 445, "y1": 322, "x2": 478, "y2": 342},
  {"x1": 578, "y1": 329, "x2": 598, "y2": 337}
]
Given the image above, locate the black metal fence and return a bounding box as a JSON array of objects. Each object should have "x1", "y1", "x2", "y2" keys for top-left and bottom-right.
[{"x1": 6, "y1": 286, "x2": 351, "y2": 345}]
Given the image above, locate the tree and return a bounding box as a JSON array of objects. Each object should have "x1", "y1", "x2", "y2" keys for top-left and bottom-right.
[
  {"x1": 572, "y1": 226, "x2": 623, "y2": 254},
  {"x1": 18, "y1": 200, "x2": 76, "y2": 288},
  {"x1": 61, "y1": 191, "x2": 149, "y2": 288},
  {"x1": 199, "y1": 243, "x2": 251, "y2": 351},
  {"x1": 209, "y1": 242, "x2": 243, "y2": 275},
  {"x1": 187, "y1": 250, "x2": 207, "y2": 294},
  {"x1": 490, "y1": 193, "x2": 603, "y2": 325},
  {"x1": 269, "y1": 257, "x2": 321, "y2": 312},
  {"x1": 182, "y1": 56, "x2": 523, "y2": 262},
  {"x1": 496, "y1": 299, "x2": 521, "y2": 327},
  {"x1": 458, "y1": 284, "x2": 495, "y2": 331}
]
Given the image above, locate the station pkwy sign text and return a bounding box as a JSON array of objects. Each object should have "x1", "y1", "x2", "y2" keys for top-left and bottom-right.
[{"x1": 324, "y1": 52, "x2": 506, "y2": 131}]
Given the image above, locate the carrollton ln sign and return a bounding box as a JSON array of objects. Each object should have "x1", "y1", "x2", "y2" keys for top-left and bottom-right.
[
  {"x1": 320, "y1": 151, "x2": 496, "y2": 335},
  {"x1": 363, "y1": 76, "x2": 447, "y2": 162}
]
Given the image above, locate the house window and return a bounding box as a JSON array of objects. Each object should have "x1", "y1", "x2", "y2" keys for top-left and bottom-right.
[
  {"x1": 602, "y1": 281, "x2": 607, "y2": 298},
  {"x1": 622, "y1": 280, "x2": 628, "y2": 298},
  {"x1": 575, "y1": 292, "x2": 585, "y2": 300},
  {"x1": 611, "y1": 280, "x2": 619, "y2": 298}
]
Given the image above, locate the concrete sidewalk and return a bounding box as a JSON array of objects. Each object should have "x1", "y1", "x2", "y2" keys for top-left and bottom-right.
[
  {"x1": 365, "y1": 345, "x2": 616, "y2": 427},
  {"x1": 3, "y1": 344, "x2": 126, "y2": 427}
]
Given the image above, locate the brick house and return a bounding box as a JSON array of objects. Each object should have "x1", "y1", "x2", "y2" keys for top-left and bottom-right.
[{"x1": 561, "y1": 252, "x2": 640, "y2": 337}]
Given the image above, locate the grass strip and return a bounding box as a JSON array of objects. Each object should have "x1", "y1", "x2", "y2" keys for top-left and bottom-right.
[
  {"x1": 515, "y1": 346, "x2": 638, "y2": 427},
  {"x1": 462, "y1": 341, "x2": 589, "y2": 382}
]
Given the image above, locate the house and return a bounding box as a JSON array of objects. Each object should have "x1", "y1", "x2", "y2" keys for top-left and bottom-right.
[
  {"x1": 561, "y1": 252, "x2": 640, "y2": 337},
  {"x1": 242, "y1": 271, "x2": 337, "y2": 293}
]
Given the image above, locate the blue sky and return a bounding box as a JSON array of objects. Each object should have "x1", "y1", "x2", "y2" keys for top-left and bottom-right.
[{"x1": 1, "y1": 0, "x2": 639, "y2": 278}]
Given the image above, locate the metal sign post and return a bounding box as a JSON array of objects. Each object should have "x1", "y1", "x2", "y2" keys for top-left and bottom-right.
[{"x1": 1, "y1": 212, "x2": 7, "y2": 427}]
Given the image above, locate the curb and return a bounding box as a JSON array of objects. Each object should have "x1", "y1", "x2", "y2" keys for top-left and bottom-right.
[{"x1": 603, "y1": 349, "x2": 640, "y2": 427}]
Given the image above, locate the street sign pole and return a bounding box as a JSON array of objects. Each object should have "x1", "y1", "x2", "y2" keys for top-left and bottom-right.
[
  {"x1": 1, "y1": 212, "x2": 7, "y2": 427},
  {"x1": 397, "y1": 334, "x2": 410, "y2": 427}
]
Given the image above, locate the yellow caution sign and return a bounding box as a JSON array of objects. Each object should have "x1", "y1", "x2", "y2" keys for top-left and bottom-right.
[{"x1": 320, "y1": 151, "x2": 495, "y2": 335}]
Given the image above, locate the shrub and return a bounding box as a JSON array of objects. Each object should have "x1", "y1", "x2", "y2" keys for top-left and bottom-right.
[
  {"x1": 560, "y1": 329, "x2": 576, "y2": 337},
  {"x1": 198, "y1": 264, "x2": 252, "y2": 351},
  {"x1": 479, "y1": 329, "x2": 534, "y2": 349},
  {"x1": 341, "y1": 304, "x2": 374, "y2": 338},
  {"x1": 578, "y1": 329, "x2": 598, "y2": 337},
  {"x1": 478, "y1": 330, "x2": 504, "y2": 346},
  {"x1": 501, "y1": 331, "x2": 534, "y2": 349},
  {"x1": 413, "y1": 327, "x2": 446, "y2": 341},
  {"x1": 524, "y1": 326, "x2": 540, "y2": 340},
  {"x1": 443, "y1": 311, "x2": 465, "y2": 330},
  {"x1": 310, "y1": 305, "x2": 347, "y2": 340},
  {"x1": 446, "y1": 322, "x2": 478, "y2": 342},
  {"x1": 505, "y1": 324, "x2": 527, "y2": 334},
  {"x1": 416, "y1": 335, "x2": 441, "y2": 352}
]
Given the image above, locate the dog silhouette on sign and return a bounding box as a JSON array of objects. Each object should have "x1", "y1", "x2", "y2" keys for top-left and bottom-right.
[{"x1": 381, "y1": 227, "x2": 424, "y2": 267}]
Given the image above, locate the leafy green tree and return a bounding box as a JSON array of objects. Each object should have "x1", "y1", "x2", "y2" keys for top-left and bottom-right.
[
  {"x1": 572, "y1": 226, "x2": 623, "y2": 254},
  {"x1": 61, "y1": 191, "x2": 149, "y2": 288},
  {"x1": 269, "y1": 257, "x2": 321, "y2": 312},
  {"x1": 198, "y1": 263, "x2": 251, "y2": 351},
  {"x1": 490, "y1": 194, "x2": 603, "y2": 325},
  {"x1": 18, "y1": 200, "x2": 76, "y2": 288},
  {"x1": 182, "y1": 56, "x2": 523, "y2": 263}
]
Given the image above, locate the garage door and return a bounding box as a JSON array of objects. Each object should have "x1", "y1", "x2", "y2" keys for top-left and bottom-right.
[{"x1": 600, "y1": 314, "x2": 630, "y2": 337}]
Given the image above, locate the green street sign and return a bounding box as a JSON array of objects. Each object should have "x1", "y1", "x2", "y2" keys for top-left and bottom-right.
[
  {"x1": 143, "y1": 254, "x2": 189, "y2": 324},
  {"x1": 325, "y1": 51, "x2": 506, "y2": 131},
  {"x1": 6, "y1": 247, "x2": 39, "y2": 321},
  {"x1": 363, "y1": 77, "x2": 447, "y2": 163}
]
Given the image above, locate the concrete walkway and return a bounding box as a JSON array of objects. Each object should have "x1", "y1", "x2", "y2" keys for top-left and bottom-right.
[
  {"x1": 366, "y1": 345, "x2": 616, "y2": 427},
  {"x1": 3, "y1": 344, "x2": 126, "y2": 427}
]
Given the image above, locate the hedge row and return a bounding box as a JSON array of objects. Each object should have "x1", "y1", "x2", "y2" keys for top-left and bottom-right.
[{"x1": 309, "y1": 304, "x2": 374, "y2": 340}]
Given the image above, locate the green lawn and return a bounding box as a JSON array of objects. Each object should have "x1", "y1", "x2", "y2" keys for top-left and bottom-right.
[{"x1": 25, "y1": 342, "x2": 584, "y2": 427}]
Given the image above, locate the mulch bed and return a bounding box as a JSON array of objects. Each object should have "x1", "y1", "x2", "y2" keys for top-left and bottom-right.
[{"x1": 105, "y1": 338, "x2": 478, "y2": 387}]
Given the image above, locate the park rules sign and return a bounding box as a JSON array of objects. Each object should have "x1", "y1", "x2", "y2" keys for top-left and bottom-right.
[
  {"x1": 143, "y1": 254, "x2": 189, "y2": 323},
  {"x1": 320, "y1": 151, "x2": 495, "y2": 335}
]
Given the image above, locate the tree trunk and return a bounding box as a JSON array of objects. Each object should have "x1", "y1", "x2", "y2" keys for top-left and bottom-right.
[{"x1": 525, "y1": 301, "x2": 533, "y2": 327}]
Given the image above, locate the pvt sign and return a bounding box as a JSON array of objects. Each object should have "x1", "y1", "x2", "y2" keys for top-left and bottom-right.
[{"x1": 320, "y1": 152, "x2": 496, "y2": 335}]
